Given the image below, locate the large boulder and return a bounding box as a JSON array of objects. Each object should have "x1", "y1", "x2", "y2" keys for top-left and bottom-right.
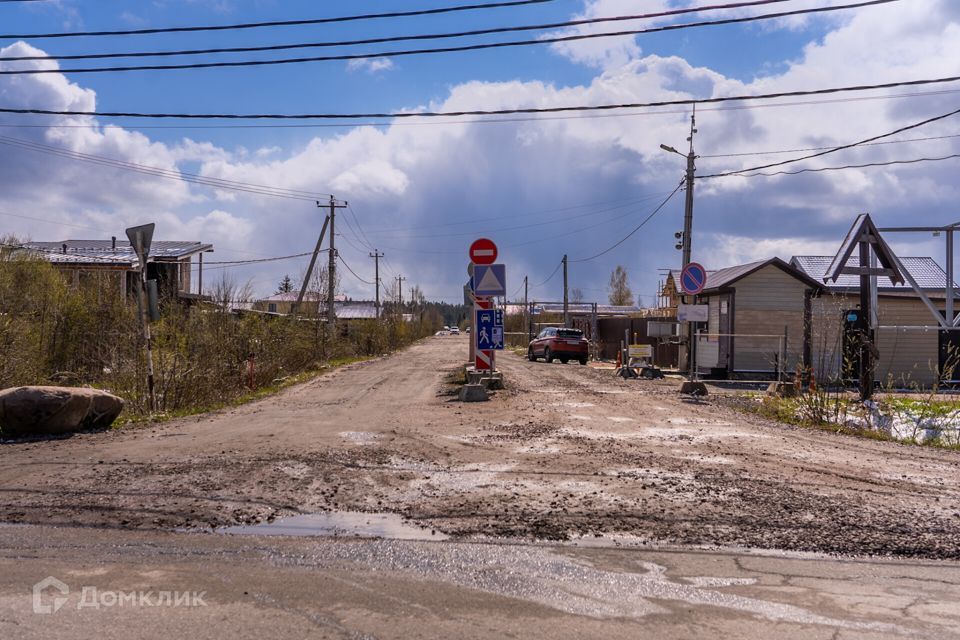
[{"x1": 0, "y1": 386, "x2": 125, "y2": 437}]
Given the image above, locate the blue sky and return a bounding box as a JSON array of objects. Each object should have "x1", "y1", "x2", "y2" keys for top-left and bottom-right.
[{"x1": 1, "y1": 0, "x2": 958, "y2": 303}]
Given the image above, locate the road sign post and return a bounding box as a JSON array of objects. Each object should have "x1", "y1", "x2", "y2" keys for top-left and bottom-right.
[
  {"x1": 680, "y1": 262, "x2": 707, "y2": 379},
  {"x1": 126, "y1": 223, "x2": 157, "y2": 411},
  {"x1": 468, "y1": 239, "x2": 504, "y2": 373}
]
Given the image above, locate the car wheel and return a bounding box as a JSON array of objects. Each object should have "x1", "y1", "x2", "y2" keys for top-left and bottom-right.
[
  {"x1": 544, "y1": 347, "x2": 554, "y2": 363},
  {"x1": 528, "y1": 347, "x2": 537, "y2": 361},
  {"x1": 559, "y1": 357, "x2": 569, "y2": 364},
  {"x1": 579, "y1": 358, "x2": 588, "y2": 365}
]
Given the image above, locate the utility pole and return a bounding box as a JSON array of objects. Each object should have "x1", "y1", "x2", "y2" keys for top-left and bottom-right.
[
  {"x1": 524, "y1": 275, "x2": 529, "y2": 342},
  {"x1": 293, "y1": 213, "x2": 330, "y2": 315},
  {"x1": 369, "y1": 250, "x2": 384, "y2": 318},
  {"x1": 562, "y1": 255, "x2": 569, "y2": 327},
  {"x1": 681, "y1": 106, "x2": 697, "y2": 268},
  {"x1": 662, "y1": 107, "x2": 699, "y2": 374},
  {"x1": 324, "y1": 196, "x2": 348, "y2": 328},
  {"x1": 397, "y1": 275, "x2": 406, "y2": 305}
]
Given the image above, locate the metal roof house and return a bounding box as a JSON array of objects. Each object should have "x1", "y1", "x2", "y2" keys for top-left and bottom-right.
[
  {"x1": 792, "y1": 255, "x2": 959, "y2": 385},
  {"x1": 21, "y1": 238, "x2": 213, "y2": 301},
  {"x1": 664, "y1": 258, "x2": 824, "y2": 378}
]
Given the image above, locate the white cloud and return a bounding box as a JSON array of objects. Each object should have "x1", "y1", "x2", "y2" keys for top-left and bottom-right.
[
  {"x1": 345, "y1": 58, "x2": 395, "y2": 74},
  {"x1": 1, "y1": 1, "x2": 958, "y2": 303}
]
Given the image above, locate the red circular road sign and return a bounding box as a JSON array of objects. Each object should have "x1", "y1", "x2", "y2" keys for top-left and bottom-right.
[
  {"x1": 469, "y1": 238, "x2": 498, "y2": 265},
  {"x1": 680, "y1": 262, "x2": 707, "y2": 295}
]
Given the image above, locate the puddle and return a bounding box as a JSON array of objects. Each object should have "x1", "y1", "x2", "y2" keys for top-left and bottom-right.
[
  {"x1": 220, "y1": 511, "x2": 448, "y2": 541},
  {"x1": 552, "y1": 402, "x2": 595, "y2": 408},
  {"x1": 606, "y1": 416, "x2": 634, "y2": 423},
  {"x1": 339, "y1": 431, "x2": 381, "y2": 444}
]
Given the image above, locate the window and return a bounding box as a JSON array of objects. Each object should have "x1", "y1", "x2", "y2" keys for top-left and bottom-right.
[{"x1": 268, "y1": 303, "x2": 277, "y2": 313}]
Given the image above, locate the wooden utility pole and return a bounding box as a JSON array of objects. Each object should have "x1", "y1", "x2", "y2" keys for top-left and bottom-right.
[
  {"x1": 562, "y1": 255, "x2": 569, "y2": 327},
  {"x1": 324, "y1": 196, "x2": 348, "y2": 327},
  {"x1": 397, "y1": 275, "x2": 406, "y2": 305},
  {"x1": 293, "y1": 213, "x2": 330, "y2": 315},
  {"x1": 369, "y1": 250, "x2": 384, "y2": 318},
  {"x1": 524, "y1": 275, "x2": 529, "y2": 342}
]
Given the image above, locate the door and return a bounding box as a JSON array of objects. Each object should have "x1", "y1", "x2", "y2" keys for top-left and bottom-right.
[{"x1": 717, "y1": 294, "x2": 733, "y2": 371}]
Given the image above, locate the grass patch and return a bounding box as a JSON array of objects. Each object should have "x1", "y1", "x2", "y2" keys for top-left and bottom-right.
[{"x1": 113, "y1": 355, "x2": 370, "y2": 429}]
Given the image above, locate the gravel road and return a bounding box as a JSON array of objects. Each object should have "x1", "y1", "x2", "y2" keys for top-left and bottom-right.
[{"x1": 2, "y1": 335, "x2": 959, "y2": 558}]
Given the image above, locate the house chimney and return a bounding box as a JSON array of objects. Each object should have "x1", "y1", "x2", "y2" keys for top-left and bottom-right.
[{"x1": 111, "y1": 236, "x2": 116, "y2": 249}]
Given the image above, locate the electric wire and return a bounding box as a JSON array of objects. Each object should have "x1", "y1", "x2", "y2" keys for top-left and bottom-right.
[
  {"x1": 0, "y1": 0, "x2": 803, "y2": 63},
  {"x1": 700, "y1": 105, "x2": 960, "y2": 178},
  {"x1": 338, "y1": 254, "x2": 376, "y2": 285},
  {"x1": 0, "y1": 134, "x2": 332, "y2": 201},
  {"x1": 736, "y1": 153, "x2": 960, "y2": 177},
  {"x1": 0, "y1": 0, "x2": 555, "y2": 40},
  {"x1": 570, "y1": 182, "x2": 684, "y2": 263},
  {"x1": 700, "y1": 132, "x2": 960, "y2": 158},
  {"x1": 533, "y1": 259, "x2": 563, "y2": 287},
  {"x1": 0, "y1": 0, "x2": 899, "y2": 75},
  {"x1": 4, "y1": 74, "x2": 956, "y2": 120},
  {"x1": 4, "y1": 88, "x2": 960, "y2": 130}
]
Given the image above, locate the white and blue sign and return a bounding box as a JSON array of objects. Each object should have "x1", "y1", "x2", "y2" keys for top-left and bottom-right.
[
  {"x1": 680, "y1": 262, "x2": 707, "y2": 295},
  {"x1": 475, "y1": 309, "x2": 504, "y2": 350},
  {"x1": 473, "y1": 264, "x2": 506, "y2": 297}
]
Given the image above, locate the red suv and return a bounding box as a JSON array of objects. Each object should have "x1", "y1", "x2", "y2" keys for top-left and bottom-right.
[{"x1": 528, "y1": 327, "x2": 589, "y2": 365}]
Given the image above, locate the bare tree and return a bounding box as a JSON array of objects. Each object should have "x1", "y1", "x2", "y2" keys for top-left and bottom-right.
[
  {"x1": 608, "y1": 266, "x2": 633, "y2": 306},
  {"x1": 571, "y1": 288, "x2": 584, "y2": 304}
]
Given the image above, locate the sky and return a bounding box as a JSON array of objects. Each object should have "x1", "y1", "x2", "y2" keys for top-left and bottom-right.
[{"x1": 0, "y1": 0, "x2": 959, "y2": 305}]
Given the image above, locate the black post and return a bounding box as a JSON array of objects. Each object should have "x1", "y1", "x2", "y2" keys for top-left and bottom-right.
[{"x1": 859, "y1": 241, "x2": 874, "y2": 400}]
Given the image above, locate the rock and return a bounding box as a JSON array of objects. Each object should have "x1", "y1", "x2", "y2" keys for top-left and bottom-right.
[
  {"x1": 679, "y1": 381, "x2": 708, "y2": 396},
  {"x1": 766, "y1": 382, "x2": 797, "y2": 398},
  {"x1": 0, "y1": 386, "x2": 124, "y2": 437},
  {"x1": 459, "y1": 383, "x2": 489, "y2": 402}
]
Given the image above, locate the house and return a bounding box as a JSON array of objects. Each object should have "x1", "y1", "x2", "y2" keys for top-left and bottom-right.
[
  {"x1": 666, "y1": 258, "x2": 824, "y2": 377},
  {"x1": 792, "y1": 255, "x2": 957, "y2": 386},
  {"x1": 663, "y1": 253, "x2": 957, "y2": 385},
  {"x1": 21, "y1": 238, "x2": 213, "y2": 302}
]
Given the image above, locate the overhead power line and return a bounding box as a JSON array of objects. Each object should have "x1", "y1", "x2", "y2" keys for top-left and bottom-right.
[
  {"x1": 533, "y1": 259, "x2": 564, "y2": 287},
  {"x1": 700, "y1": 132, "x2": 960, "y2": 158},
  {"x1": 0, "y1": 0, "x2": 801, "y2": 63},
  {"x1": 0, "y1": 134, "x2": 331, "y2": 201},
  {"x1": 4, "y1": 74, "x2": 956, "y2": 120},
  {"x1": 338, "y1": 254, "x2": 375, "y2": 285},
  {"x1": 701, "y1": 105, "x2": 960, "y2": 178},
  {"x1": 734, "y1": 153, "x2": 960, "y2": 177},
  {"x1": 570, "y1": 183, "x2": 684, "y2": 263},
  {"x1": 0, "y1": 0, "x2": 899, "y2": 75},
  {"x1": 2, "y1": 87, "x2": 959, "y2": 130},
  {"x1": 0, "y1": 0, "x2": 555, "y2": 40}
]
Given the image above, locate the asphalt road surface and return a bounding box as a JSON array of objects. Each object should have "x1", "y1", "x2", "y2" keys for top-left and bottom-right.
[{"x1": 2, "y1": 335, "x2": 959, "y2": 637}]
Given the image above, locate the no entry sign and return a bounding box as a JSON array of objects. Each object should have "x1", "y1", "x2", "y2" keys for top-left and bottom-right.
[
  {"x1": 469, "y1": 238, "x2": 498, "y2": 265},
  {"x1": 680, "y1": 262, "x2": 707, "y2": 295}
]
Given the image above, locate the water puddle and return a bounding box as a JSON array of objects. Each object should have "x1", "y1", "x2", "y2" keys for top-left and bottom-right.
[
  {"x1": 219, "y1": 511, "x2": 448, "y2": 541},
  {"x1": 339, "y1": 431, "x2": 381, "y2": 444}
]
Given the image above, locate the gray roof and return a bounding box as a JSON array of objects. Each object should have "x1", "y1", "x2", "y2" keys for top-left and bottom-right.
[
  {"x1": 533, "y1": 303, "x2": 640, "y2": 315},
  {"x1": 669, "y1": 258, "x2": 821, "y2": 293},
  {"x1": 791, "y1": 256, "x2": 953, "y2": 291},
  {"x1": 335, "y1": 302, "x2": 378, "y2": 319},
  {"x1": 23, "y1": 239, "x2": 212, "y2": 266}
]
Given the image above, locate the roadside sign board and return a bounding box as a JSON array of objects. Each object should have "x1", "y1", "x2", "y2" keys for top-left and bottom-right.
[
  {"x1": 680, "y1": 262, "x2": 707, "y2": 295},
  {"x1": 677, "y1": 303, "x2": 709, "y2": 323},
  {"x1": 475, "y1": 309, "x2": 504, "y2": 351},
  {"x1": 473, "y1": 264, "x2": 506, "y2": 297},
  {"x1": 125, "y1": 223, "x2": 155, "y2": 267},
  {"x1": 469, "y1": 238, "x2": 498, "y2": 265},
  {"x1": 628, "y1": 344, "x2": 653, "y2": 359}
]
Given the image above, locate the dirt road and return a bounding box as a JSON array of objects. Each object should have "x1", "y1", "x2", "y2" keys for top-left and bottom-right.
[{"x1": 2, "y1": 335, "x2": 959, "y2": 558}]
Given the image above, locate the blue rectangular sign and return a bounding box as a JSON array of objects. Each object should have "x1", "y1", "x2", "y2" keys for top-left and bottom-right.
[{"x1": 475, "y1": 309, "x2": 504, "y2": 350}]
